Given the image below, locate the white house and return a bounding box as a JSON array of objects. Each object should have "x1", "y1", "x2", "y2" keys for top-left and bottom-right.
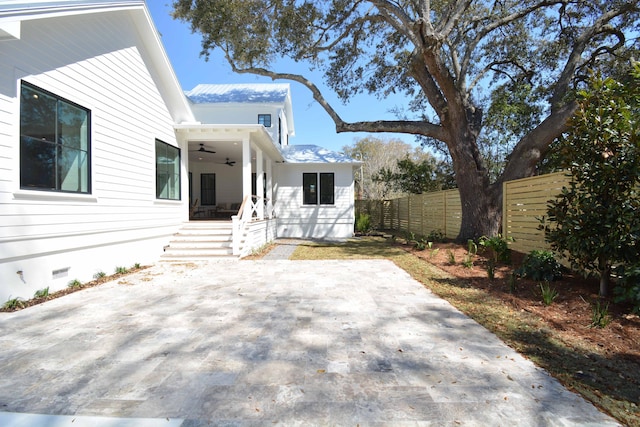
[{"x1": 0, "y1": 0, "x2": 359, "y2": 302}]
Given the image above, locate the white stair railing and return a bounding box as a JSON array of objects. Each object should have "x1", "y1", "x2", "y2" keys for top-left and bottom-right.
[{"x1": 232, "y1": 195, "x2": 276, "y2": 255}]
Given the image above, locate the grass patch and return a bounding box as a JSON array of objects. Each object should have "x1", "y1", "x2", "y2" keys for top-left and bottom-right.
[
  {"x1": 290, "y1": 236, "x2": 406, "y2": 260},
  {"x1": 290, "y1": 236, "x2": 639, "y2": 426}
]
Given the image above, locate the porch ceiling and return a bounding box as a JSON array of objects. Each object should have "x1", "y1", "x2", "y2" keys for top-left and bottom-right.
[{"x1": 176, "y1": 124, "x2": 284, "y2": 165}]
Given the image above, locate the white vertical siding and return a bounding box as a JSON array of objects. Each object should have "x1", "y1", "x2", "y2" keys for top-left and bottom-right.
[
  {"x1": 0, "y1": 10, "x2": 186, "y2": 301},
  {"x1": 274, "y1": 164, "x2": 355, "y2": 239}
]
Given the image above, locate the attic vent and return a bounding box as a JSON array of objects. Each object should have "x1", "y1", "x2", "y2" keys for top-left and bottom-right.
[{"x1": 52, "y1": 267, "x2": 70, "y2": 280}]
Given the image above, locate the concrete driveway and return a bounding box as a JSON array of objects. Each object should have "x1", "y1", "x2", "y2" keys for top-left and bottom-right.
[{"x1": 0, "y1": 259, "x2": 619, "y2": 426}]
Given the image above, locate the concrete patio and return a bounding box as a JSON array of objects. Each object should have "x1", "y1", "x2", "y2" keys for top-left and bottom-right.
[{"x1": 0, "y1": 259, "x2": 619, "y2": 426}]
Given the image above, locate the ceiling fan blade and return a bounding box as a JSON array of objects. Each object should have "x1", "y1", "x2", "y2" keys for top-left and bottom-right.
[{"x1": 193, "y1": 144, "x2": 215, "y2": 154}]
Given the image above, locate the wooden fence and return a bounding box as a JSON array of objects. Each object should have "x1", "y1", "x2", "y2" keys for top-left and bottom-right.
[
  {"x1": 356, "y1": 171, "x2": 570, "y2": 253},
  {"x1": 502, "y1": 171, "x2": 569, "y2": 254}
]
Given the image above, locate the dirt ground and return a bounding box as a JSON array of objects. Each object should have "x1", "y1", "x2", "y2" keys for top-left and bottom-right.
[{"x1": 411, "y1": 242, "x2": 640, "y2": 363}]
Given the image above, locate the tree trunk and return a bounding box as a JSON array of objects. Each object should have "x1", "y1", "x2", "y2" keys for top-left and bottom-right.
[
  {"x1": 598, "y1": 256, "x2": 611, "y2": 297},
  {"x1": 455, "y1": 172, "x2": 503, "y2": 241}
]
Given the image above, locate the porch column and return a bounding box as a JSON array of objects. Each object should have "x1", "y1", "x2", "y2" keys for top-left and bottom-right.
[
  {"x1": 266, "y1": 159, "x2": 273, "y2": 219},
  {"x1": 242, "y1": 137, "x2": 251, "y2": 205},
  {"x1": 256, "y1": 148, "x2": 264, "y2": 220}
]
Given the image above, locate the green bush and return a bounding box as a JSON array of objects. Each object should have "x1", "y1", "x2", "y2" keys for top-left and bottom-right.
[
  {"x1": 426, "y1": 230, "x2": 445, "y2": 242},
  {"x1": 516, "y1": 250, "x2": 563, "y2": 282},
  {"x1": 479, "y1": 234, "x2": 512, "y2": 264},
  {"x1": 355, "y1": 213, "x2": 372, "y2": 233},
  {"x1": 614, "y1": 263, "x2": 640, "y2": 314}
]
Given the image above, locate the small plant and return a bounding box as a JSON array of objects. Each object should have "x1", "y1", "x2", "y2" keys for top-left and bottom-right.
[
  {"x1": 540, "y1": 281, "x2": 559, "y2": 305},
  {"x1": 68, "y1": 279, "x2": 83, "y2": 289},
  {"x1": 462, "y1": 255, "x2": 474, "y2": 269},
  {"x1": 447, "y1": 249, "x2": 456, "y2": 265},
  {"x1": 3, "y1": 297, "x2": 25, "y2": 310},
  {"x1": 429, "y1": 248, "x2": 440, "y2": 259},
  {"x1": 133, "y1": 263, "x2": 141, "y2": 269},
  {"x1": 590, "y1": 300, "x2": 611, "y2": 328},
  {"x1": 115, "y1": 266, "x2": 128, "y2": 274},
  {"x1": 426, "y1": 230, "x2": 445, "y2": 242},
  {"x1": 479, "y1": 234, "x2": 513, "y2": 264},
  {"x1": 355, "y1": 213, "x2": 372, "y2": 234},
  {"x1": 516, "y1": 250, "x2": 563, "y2": 282},
  {"x1": 33, "y1": 287, "x2": 49, "y2": 299},
  {"x1": 467, "y1": 239, "x2": 478, "y2": 256},
  {"x1": 93, "y1": 271, "x2": 106, "y2": 279},
  {"x1": 414, "y1": 240, "x2": 426, "y2": 251}
]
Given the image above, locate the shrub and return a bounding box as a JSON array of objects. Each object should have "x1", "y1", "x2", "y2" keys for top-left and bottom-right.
[
  {"x1": 614, "y1": 263, "x2": 640, "y2": 314},
  {"x1": 68, "y1": 279, "x2": 83, "y2": 289},
  {"x1": 479, "y1": 234, "x2": 512, "y2": 264},
  {"x1": 516, "y1": 250, "x2": 563, "y2": 282},
  {"x1": 3, "y1": 297, "x2": 25, "y2": 310},
  {"x1": 426, "y1": 230, "x2": 445, "y2": 242},
  {"x1": 33, "y1": 287, "x2": 49, "y2": 299},
  {"x1": 355, "y1": 213, "x2": 372, "y2": 234},
  {"x1": 414, "y1": 239, "x2": 426, "y2": 251}
]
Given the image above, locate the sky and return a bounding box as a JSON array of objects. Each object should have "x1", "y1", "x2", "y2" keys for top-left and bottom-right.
[{"x1": 147, "y1": 2, "x2": 419, "y2": 154}]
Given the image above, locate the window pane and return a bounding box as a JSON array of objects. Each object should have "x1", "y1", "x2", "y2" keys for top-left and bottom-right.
[
  {"x1": 20, "y1": 84, "x2": 57, "y2": 143},
  {"x1": 258, "y1": 114, "x2": 271, "y2": 127},
  {"x1": 58, "y1": 102, "x2": 89, "y2": 150},
  {"x1": 320, "y1": 173, "x2": 335, "y2": 204},
  {"x1": 156, "y1": 139, "x2": 181, "y2": 200},
  {"x1": 59, "y1": 146, "x2": 88, "y2": 192},
  {"x1": 303, "y1": 173, "x2": 317, "y2": 205},
  {"x1": 20, "y1": 136, "x2": 56, "y2": 190}
]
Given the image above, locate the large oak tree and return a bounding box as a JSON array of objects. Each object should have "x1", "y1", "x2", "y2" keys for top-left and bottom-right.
[{"x1": 172, "y1": 0, "x2": 639, "y2": 240}]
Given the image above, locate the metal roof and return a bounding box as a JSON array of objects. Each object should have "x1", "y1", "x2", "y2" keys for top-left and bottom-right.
[
  {"x1": 0, "y1": 0, "x2": 142, "y2": 14},
  {"x1": 185, "y1": 83, "x2": 291, "y2": 104},
  {"x1": 281, "y1": 145, "x2": 359, "y2": 164}
]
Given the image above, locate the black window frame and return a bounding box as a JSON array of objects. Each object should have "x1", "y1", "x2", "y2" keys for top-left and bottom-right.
[
  {"x1": 303, "y1": 172, "x2": 335, "y2": 205},
  {"x1": 19, "y1": 81, "x2": 91, "y2": 194},
  {"x1": 155, "y1": 139, "x2": 181, "y2": 200},
  {"x1": 258, "y1": 114, "x2": 272, "y2": 128}
]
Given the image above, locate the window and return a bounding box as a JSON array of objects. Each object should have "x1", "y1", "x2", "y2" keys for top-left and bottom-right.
[
  {"x1": 156, "y1": 139, "x2": 181, "y2": 200},
  {"x1": 20, "y1": 82, "x2": 91, "y2": 193},
  {"x1": 201, "y1": 173, "x2": 216, "y2": 205},
  {"x1": 258, "y1": 114, "x2": 272, "y2": 127},
  {"x1": 303, "y1": 172, "x2": 334, "y2": 205}
]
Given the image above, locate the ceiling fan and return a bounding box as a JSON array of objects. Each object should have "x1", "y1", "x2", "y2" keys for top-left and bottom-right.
[
  {"x1": 223, "y1": 158, "x2": 236, "y2": 167},
  {"x1": 191, "y1": 143, "x2": 216, "y2": 154}
]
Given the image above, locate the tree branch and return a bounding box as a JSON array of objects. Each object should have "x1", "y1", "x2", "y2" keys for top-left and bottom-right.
[
  {"x1": 500, "y1": 101, "x2": 577, "y2": 182},
  {"x1": 226, "y1": 58, "x2": 449, "y2": 141},
  {"x1": 459, "y1": 0, "x2": 566, "y2": 85},
  {"x1": 551, "y1": 6, "x2": 636, "y2": 109}
]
